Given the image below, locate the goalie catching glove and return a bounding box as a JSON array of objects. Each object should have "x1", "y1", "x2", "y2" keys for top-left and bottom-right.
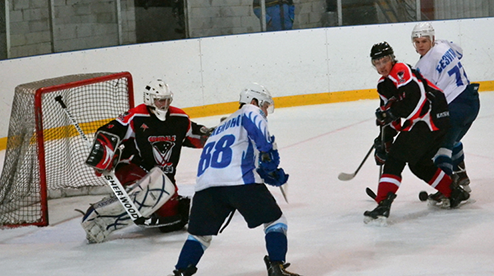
[{"x1": 85, "y1": 131, "x2": 122, "y2": 176}]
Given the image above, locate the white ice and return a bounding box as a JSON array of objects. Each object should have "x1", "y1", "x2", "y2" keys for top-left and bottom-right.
[{"x1": 1, "y1": 92, "x2": 493, "y2": 276}]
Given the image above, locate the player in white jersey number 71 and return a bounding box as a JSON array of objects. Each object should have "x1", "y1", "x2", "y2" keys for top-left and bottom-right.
[
  {"x1": 170, "y1": 83, "x2": 301, "y2": 276},
  {"x1": 411, "y1": 22, "x2": 480, "y2": 198}
]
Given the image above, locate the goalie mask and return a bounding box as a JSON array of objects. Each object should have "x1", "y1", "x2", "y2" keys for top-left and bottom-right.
[
  {"x1": 143, "y1": 79, "x2": 173, "y2": 121},
  {"x1": 240, "y1": 83, "x2": 275, "y2": 114},
  {"x1": 411, "y1": 22, "x2": 435, "y2": 43}
]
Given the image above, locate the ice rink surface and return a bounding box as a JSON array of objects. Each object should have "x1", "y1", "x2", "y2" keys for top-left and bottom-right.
[{"x1": 0, "y1": 92, "x2": 493, "y2": 276}]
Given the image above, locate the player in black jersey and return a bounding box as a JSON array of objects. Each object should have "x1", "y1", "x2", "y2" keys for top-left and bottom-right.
[
  {"x1": 364, "y1": 42, "x2": 470, "y2": 224},
  {"x1": 81, "y1": 78, "x2": 213, "y2": 242}
]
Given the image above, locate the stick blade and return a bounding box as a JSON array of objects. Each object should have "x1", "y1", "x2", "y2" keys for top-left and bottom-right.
[
  {"x1": 366, "y1": 187, "x2": 377, "y2": 199},
  {"x1": 338, "y1": 172, "x2": 355, "y2": 181},
  {"x1": 280, "y1": 184, "x2": 289, "y2": 203}
]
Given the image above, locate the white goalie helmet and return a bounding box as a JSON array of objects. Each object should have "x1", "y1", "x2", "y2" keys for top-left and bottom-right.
[
  {"x1": 143, "y1": 79, "x2": 173, "y2": 121},
  {"x1": 240, "y1": 82, "x2": 275, "y2": 114},
  {"x1": 411, "y1": 22, "x2": 435, "y2": 42}
]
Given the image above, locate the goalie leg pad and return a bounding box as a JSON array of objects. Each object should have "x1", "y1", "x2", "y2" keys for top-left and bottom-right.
[
  {"x1": 81, "y1": 167, "x2": 176, "y2": 243},
  {"x1": 81, "y1": 196, "x2": 132, "y2": 243}
]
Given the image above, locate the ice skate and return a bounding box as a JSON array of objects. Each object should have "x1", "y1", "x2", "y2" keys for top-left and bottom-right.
[
  {"x1": 455, "y1": 161, "x2": 471, "y2": 193},
  {"x1": 364, "y1": 192, "x2": 396, "y2": 225},
  {"x1": 170, "y1": 265, "x2": 197, "y2": 276},
  {"x1": 264, "y1": 255, "x2": 301, "y2": 276},
  {"x1": 449, "y1": 184, "x2": 470, "y2": 208},
  {"x1": 427, "y1": 191, "x2": 450, "y2": 209}
]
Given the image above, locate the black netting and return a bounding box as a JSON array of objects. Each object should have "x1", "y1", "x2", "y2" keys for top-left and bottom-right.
[{"x1": 0, "y1": 72, "x2": 132, "y2": 226}]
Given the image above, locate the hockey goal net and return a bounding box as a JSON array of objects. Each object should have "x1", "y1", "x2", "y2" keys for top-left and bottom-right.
[{"x1": 0, "y1": 72, "x2": 134, "y2": 227}]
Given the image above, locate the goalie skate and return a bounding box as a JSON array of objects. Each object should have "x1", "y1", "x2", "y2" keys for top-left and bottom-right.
[{"x1": 81, "y1": 167, "x2": 175, "y2": 243}]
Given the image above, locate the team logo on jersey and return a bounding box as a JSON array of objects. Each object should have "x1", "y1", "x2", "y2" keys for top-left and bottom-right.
[
  {"x1": 118, "y1": 112, "x2": 129, "y2": 121},
  {"x1": 140, "y1": 123, "x2": 149, "y2": 131},
  {"x1": 149, "y1": 136, "x2": 176, "y2": 173},
  {"x1": 397, "y1": 71, "x2": 406, "y2": 83}
]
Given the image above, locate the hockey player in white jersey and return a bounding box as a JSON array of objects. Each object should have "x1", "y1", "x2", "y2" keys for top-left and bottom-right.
[
  {"x1": 411, "y1": 22, "x2": 480, "y2": 194},
  {"x1": 170, "y1": 83, "x2": 301, "y2": 276}
]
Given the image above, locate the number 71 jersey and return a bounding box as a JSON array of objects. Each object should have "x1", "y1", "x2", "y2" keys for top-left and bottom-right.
[
  {"x1": 414, "y1": 39, "x2": 469, "y2": 104},
  {"x1": 195, "y1": 104, "x2": 274, "y2": 192}
]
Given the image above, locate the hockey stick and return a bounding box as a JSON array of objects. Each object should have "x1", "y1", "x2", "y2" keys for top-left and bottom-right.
[
  {"x1": 378, "y1": 125, "x2": 385, "y2": 179},
  {"x1": 55, "y1": 95, "x2": 146, "y2": 225},
  {"x1": 338, "y1": 144, "x2": 374, "y2": 181},
  {"x1": 280, "y1": 184, "x2": 289, "y2": 204},
  {"x1": 367, "y1": 127, "x2": 384, "y2": 200},
  {"x1": 366, "y1": 187, "x2": 377, "y2": 200}
]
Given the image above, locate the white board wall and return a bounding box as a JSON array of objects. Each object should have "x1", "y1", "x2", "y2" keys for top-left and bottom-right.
[{"x1": 0, "y1": 17, "x2": 493, "y2": 138}]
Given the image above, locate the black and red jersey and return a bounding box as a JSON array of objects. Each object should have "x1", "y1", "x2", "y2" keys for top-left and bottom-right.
[
  {"x1": 377, "y1": 62, "x2": 449, "y2": 133},
  {"x1": 97, "y1": 104, "x2": 206, "y2": 183}
]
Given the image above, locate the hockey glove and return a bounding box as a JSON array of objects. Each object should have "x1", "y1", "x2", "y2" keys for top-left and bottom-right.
[
  {"x1": 259, "y1": 148, "x2": 280, "y2": 173},
  {"x1": 257, "y1": 167, "x2": 289, "y2": 187},
  {"x1": 85, "y1": 131, "x2": 122, "y2": 176},
  {"x1": 373, "y1": 137, "x2": 392, "y2": 166},
  {"x1": 375, "y1": 107, "x2": 398, "y2": 126}
]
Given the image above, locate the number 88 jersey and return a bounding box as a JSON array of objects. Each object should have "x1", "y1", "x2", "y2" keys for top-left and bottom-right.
[{"x1": 195, "y1": 104, "x2": 274, "y2": 192}]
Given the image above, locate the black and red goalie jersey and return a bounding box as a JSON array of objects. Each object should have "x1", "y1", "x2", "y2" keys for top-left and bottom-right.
[{"x1": 95, "y1": 104, "x2": 208, "y2": 184}]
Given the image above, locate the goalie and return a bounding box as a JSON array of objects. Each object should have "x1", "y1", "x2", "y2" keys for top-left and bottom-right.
[{"x1": 81, "y1": 78, "x2": 213, "y2": 243}]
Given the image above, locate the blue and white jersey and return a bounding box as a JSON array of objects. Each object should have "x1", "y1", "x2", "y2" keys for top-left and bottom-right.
[
  {"x1": 195, "y1": 104, "x2": 274, "y2": 192},
  {"x1": 414, "y1": 39, "x2": 469, "y2": 104}
]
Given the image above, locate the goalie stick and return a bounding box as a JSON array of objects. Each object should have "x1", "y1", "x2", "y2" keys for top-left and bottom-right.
[
  {"x1": 338, "y1": 144, "x2": 374, "y2": 181},
  {"x1": 55, "y1": 95, "x2": 147, "y2": 225}
]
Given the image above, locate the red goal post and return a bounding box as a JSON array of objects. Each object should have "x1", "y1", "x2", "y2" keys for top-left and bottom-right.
[{"x1": 0, "y1": 72, "x2": 134, "y2": 227}]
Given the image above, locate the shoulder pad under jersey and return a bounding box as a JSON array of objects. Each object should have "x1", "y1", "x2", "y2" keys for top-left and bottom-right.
[
  {"x1": 388, "y1": 62, "x2": 413, "y2": 88},
  {"x1": 117, "y1": 104, "x2": 150, "y2": 124},
  {"x1": 168, "y1": 106, "x2": 188, "y2": 117}
]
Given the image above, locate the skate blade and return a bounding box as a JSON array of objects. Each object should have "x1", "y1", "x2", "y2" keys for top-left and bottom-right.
[
  {"x1": 427, "y1": 198, "x2": 450, "y2": 209},
  {"x1": 461, "y1": 184, "x2": 472, "y2": 193},
  {"x1": 450, "y1": 198, "x2": 476, "y2": 208},
  {"x1": 363, "y1": 215, "x2": 388, "y2": 226}
]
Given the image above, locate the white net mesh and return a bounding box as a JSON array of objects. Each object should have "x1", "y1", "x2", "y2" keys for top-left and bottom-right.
[{"x1": 0, "y1": 72, "x2": 133, "y2": 226}]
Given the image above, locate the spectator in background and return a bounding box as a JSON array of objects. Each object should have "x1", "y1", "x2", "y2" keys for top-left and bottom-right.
[
  {"x1": 172, "y1": 0, "x2": 185, "y2": 35},
  {"x1": 253, "y1": 0, "x2": 295, "y2": 31}
]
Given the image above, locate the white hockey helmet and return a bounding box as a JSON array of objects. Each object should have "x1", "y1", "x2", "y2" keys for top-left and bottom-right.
[
  {"x1": 240, "y1": 83, "x2": 274, "y2": 114},
  {"x1": 411, "y1": 22, "x2": 435, "y2": 42},
  {"x1": 143, "y1": 78, "x2": 173, "y2": 121}
]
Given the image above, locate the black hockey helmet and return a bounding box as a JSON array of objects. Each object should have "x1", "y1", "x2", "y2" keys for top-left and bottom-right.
[{"x1": 370, "y1": 41, "x2": 394, "y2": 60}]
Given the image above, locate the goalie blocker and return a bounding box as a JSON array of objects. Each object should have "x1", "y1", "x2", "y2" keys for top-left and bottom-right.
[
  {"x1": 85, "y1": 130, "x2": 122, "y2": 175},
  {"x1": 81, "y1": 167, "x2": 178, "y2": 243}
]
